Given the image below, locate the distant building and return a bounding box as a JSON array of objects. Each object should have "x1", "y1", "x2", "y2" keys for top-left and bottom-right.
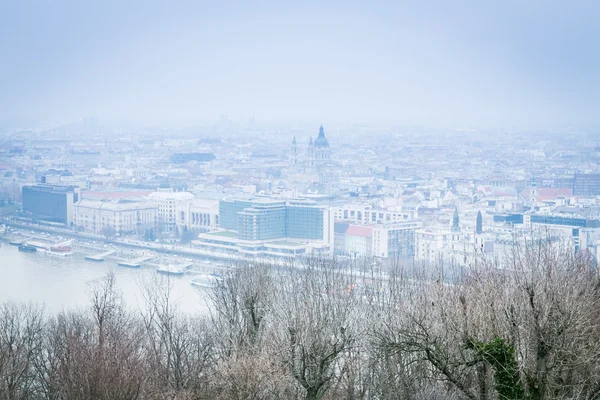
[
  {"x1": 332, "y1": 203, "x2": 416, "y2": 225},
  {"x1": 289, "y1": 125, "x2": 333, "y2": 173},
  {"x1": 73, "y1": 199, "x2": 157, "y2": 235},
  {"x1": 22, "y1": 185, "x2": 80, "y2": 226},
  {"x1": 169, "y1": 152, "x2": 216, "y2": 164},
  {"x1": 573, "y1": 173, "x2": 600, "y2": 197}
]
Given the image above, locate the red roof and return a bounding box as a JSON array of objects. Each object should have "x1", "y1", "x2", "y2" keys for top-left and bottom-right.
[
  {"x1": 520, "y1": 187, "x2": 573, "y2": 202},
  {"x1": 345, "y1": 226, "x2": 372, "y2": 237}
]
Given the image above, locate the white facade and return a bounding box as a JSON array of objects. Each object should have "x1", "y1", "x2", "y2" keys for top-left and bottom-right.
[
  {"x1": 332, "y1": 204, "x2": 415, "y2": 225},
  {"x1": 176, "y1": 198, "x2": 220, "y2": 233},
  {"x1": 415, "y1": 229, "x2": 451, "y2": 263},
  {"x1": 149, "y1": 191, "x2": 194, "y2": 232},
  {"x1": 74, "y1": 199, "x2": 157, "y2": 235},
  {"x1": 372, "y1": 221, "x2": 421, "y2": 258}
]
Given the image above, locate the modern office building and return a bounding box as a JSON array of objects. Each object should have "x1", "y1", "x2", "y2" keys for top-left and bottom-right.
[
  {"x1": 573, "y1": 173, "x2": 600, "y2": 197},
  {"x1": 193, "y1": 197, "x2": 334, "y2": 260},
  {"x1": 22, "y1": 185, "x2": 80, "y2": 226}
]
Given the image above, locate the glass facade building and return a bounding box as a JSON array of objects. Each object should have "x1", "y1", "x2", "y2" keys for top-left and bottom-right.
[
  {"x1": 22, "y1": 185, "x2": 76, "y2": 225},
  {"x1": 219, "y1": 198, "x2": 326, "y2": 241},
  {"x1": 286, "y1": 202, "x2": 324, "y2": 240}
]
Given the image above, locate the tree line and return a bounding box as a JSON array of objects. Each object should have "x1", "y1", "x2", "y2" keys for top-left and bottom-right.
[{"x1": 1, "y1": 236, "x2": 599, "y2": 400}]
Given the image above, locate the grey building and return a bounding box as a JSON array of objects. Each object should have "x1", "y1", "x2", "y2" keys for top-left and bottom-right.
[{"x1": 22, "y1": 185, "x2": 79, "y2": 226}]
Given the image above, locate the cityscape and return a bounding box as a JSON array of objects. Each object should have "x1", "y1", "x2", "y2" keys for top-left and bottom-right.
[
  {"x1": 1, "y1": 1, "x2": 600, "y2": 399},
  {"x1": 1, "y1": 123, "x2": 599, "y2": 266}
]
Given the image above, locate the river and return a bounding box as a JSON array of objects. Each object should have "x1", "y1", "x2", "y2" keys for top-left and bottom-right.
[{"x1": 0, "y1": 243, "x2": 210, "y2": 315}]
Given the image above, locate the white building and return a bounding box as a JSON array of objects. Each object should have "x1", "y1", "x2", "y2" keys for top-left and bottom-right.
[
  {"x1": 149, "y1": 191, "x2": 194, "y2": 233},
  {"x1": 335, "y1": 221, "x2": 421, "y2": 259},
  {"x1": 176, "y1": 198, "x2": 220, "y2": 233},
  {"x1": 332, "y1": 203, "x2": 415, "y2": 225},
  {"x1": 372, "y1": 222, "x2": 421, "y2": 258},
  {"x1": 73, "y1": 199, "x2": 157, "y2": 235},
  {"x1": 415, "y1": 228, "x2": 451, "y2": 264}
]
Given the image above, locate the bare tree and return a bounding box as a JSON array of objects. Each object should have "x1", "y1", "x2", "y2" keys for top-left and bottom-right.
[
  {"x1": 273, "y1": 257, "x2": 363, "y2": 400},
  {"x1": 374, "y1": 234, "x2": 600, "y2": 400},
  {"x1": 139, "y1": 273, "x2": 213, "y2": 397},
  {"x1": 209, "y1": 261, "x2": 275, "y2": 357},
  {"x1": 0, "y1": 302, "x2": 45, "y2": 400}
]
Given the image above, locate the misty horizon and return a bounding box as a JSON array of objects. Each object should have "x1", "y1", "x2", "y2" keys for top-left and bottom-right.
[{"x1": 1, "y1": 0, "x2": 599, "y2": 131}]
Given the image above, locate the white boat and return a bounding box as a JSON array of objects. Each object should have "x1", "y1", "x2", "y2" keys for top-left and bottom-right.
[
  {"x1": 157, "y1": 264, "x2": 186, "y2": 276},
  {"x1": 190, "y1": 273, "x2": 222, "y2": 288}
]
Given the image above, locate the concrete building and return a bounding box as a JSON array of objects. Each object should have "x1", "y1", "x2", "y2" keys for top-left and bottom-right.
[
  {"x1": 335, "y1": 221, "x2": 420, "y2": 259},
  {"x1": 149, "y1": 191, "x2": 194, "y2": 233},
  {"x1": 372, "y1": 222, "x2": 421, "y2": 258},
  {"x1": 176, "y1": 198, "x2": 220, "y2": 233},
  {"x1": 192, "y1": 197, "x2": 334, "y2": 260},
  {"x1": 332, "y1": 203, "x2": 415, "y2": 225},
  {"x1": 22, "y1": 185, "x2": 80, "y2": 226},
  {"x1": 415, "y1": 228, "x2": 451, "y2": 264},
  {"x1": 74, "y1": 199, "x2": 157, "y2": 235}
]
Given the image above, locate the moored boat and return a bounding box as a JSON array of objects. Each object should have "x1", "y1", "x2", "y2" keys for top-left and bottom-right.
[
  {"x1": 18, "y1": 244, "x2": 37, "y2": 252},
  {"x1": 157, "y1": 265, "x2": 186, "y2": 276}
]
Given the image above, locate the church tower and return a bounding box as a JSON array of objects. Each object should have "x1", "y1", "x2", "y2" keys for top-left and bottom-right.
[
  {"x1": 307, "y1": 136, "x2": 315, "y2": 171},
  {"x1": 452, "y1": 207, "x2": 460, "y2": 232},
  {"x1": 290, "y1": 136, "x2": 298, "y2": 166}
]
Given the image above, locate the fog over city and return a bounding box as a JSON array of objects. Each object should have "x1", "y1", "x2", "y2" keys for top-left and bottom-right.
[
  {"x1": 1, "y1": 1, "x2": 600, "y2": 400},
  {"x1": 1, "y1": 0, "x2": 599, "y2": 129}
]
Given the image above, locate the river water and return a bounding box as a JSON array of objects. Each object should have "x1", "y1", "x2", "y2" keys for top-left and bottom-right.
[{"x1": 0, "y1": 243, "x2": 210, "y2": 315}]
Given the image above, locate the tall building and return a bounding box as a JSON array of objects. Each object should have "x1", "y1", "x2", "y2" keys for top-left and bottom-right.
[
  {"x1": 22, "y1": 185, "x2": 79, "y2": 226},
  {"x1": 194, "y1": 197, "x2": 334, "y2": 260},
  {"x1": 219, "y1": 198, "x2": 331, "y2": 242}
]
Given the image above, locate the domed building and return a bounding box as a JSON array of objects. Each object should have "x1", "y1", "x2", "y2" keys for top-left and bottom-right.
[
  {"x1": 312, "y1": 125, "x2": 330, "y2": 164},
  {"x1": 304, "y1": 125, "x2": 331, "y2": 172},
  {"x1": 289, "y1": 125, "x2": 338, "y2": 182}
]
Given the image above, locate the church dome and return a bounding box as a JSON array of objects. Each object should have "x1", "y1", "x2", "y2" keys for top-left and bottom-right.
[{"x1": 313, "y1": 125, "x2": 329, "y2": 148}]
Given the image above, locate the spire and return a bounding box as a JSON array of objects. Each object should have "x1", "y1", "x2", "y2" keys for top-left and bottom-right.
[
  {"x1": 292, "y1": 136, "x2": 296, "y2": 145},
  {"x1": 318, "y1": 125, "x2": 325, "y2": 137},
  {"x1": 476, "y1": 211, "x2": 483, "y2": 234},
  {"x1": 309, "y1": 137, "x2": 313, "y2": 146},
  {"x1": 452, "y1": 207, "x2": 460, "y2": 232}
]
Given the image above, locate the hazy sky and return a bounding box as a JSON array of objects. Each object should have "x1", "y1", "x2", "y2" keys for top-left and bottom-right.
[{"x1": 1, "y1": 0, "x2": 599, "y2": 129}]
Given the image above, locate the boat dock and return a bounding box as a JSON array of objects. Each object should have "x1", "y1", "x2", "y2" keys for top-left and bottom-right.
[
  {"x1": 117, "y1": 256, "x2": 153, "y2": 268},
  {"x1": 150, "y1": 262, "x2": 193, "y2": 270},
  {"x1": 84, "y1": 250, "x2": 115, "y2": 262}
]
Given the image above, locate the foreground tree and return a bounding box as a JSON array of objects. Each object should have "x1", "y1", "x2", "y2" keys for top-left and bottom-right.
[{"x1": 375, "y1": 236, "x2": 600, "y2": 400}]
